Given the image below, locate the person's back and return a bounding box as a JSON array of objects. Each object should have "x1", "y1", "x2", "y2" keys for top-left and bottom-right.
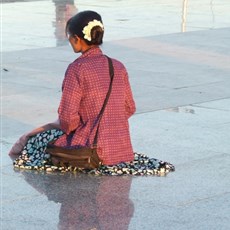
[{"x1": 55, "y1": 46, "x2": 136, "y2": 165}]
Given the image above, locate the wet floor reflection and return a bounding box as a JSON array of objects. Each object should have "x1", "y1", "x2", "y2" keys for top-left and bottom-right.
[
  {"x1": 2, "y1": 0, "x2": 78, "y2": 51},
  {"x1": 52, "y1": 0, "x2": 77, "y2": 46},
  {"x1": 167, "y1": 107, "x2": 195, "y2": 114},
  {"x1": 181, "y1": 0, "x2": 188, "y2": 32},
  {"x1": 2, "y1": 0, "x2": 229, "y2": 51},
  {"x1": 18, "y1": 170, "x2": 134, "y2": 230}
]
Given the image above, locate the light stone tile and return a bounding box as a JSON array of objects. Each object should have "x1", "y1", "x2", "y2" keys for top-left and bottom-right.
[
  {"x1": 130, "y1": 153, "x2": 230, "y2": 206},
  {"x1": 130, "y1": 106, "x2": 230, "y2": 163},
  {"x1": 194, "y1": 98, "x2": 230, "y2": 111},
  {"x1": 129, "y1": 193, "x2": 230, "y2": 230}
]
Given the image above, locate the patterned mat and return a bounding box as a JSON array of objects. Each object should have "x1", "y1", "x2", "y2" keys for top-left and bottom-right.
[{"x1": 13, "y1": 129, "x2": 175, "y2": 176}]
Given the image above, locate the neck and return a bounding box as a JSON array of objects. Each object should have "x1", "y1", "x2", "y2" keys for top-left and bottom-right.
[{"x1": 82, "y1": 45, "x2": 98, "y2": 54}]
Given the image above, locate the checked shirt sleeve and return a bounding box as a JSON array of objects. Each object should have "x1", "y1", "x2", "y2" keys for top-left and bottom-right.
[
  {"x1": 58, "y1": 64, "x2": 82, "y2": 134},
  {"x1": 124, "y1": 69, "x2": 136, "y2": 118}
]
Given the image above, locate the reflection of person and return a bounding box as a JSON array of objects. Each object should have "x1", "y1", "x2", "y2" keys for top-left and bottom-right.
[
  {"x1": 9, "y1": 10, "x2": 136, "y2": 167},
  {"x1": 20, "y1": 171, "x2": 134, "y2": 230},
  {"x1": 52, "y1": 0, "x2": 78, "y2": 46}
]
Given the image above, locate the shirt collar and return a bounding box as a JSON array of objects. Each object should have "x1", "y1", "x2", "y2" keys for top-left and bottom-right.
[{"x1": 80, "y1": 46, "x2": 103, "y2": 59}]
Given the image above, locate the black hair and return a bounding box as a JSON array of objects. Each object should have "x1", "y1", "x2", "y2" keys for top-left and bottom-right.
[{"x1": 66, "y1": 10, "x2": 104, "y2": 45}]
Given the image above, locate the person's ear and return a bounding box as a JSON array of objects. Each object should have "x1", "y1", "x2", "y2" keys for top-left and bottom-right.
[{"x1": 74, "y1": 35, "x2": 79, "y2": 43}]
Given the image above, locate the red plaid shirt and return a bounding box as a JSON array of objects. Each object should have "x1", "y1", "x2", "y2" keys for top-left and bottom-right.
[{"x1": 54, "y1": 47, "x2": 136, "y2": 165}]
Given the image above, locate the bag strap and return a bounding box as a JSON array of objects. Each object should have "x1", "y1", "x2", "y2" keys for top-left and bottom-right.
[{"x1": 92, "y1": 56, "x2": 114, "y2": 146}]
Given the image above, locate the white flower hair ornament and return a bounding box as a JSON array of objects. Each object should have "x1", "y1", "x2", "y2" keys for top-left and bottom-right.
[{"x1": 82, "y1": 19, "x2": 104, "y2": 41}]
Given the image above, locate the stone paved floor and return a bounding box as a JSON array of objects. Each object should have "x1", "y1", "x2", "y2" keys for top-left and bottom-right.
[{"x1": 1, "y1": 0, "x2": 230, "y2": 229}]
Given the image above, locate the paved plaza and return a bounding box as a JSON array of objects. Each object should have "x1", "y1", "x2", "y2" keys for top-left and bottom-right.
[{"x1": 1, "y1": 0, "x2": 230, "y2": 229}]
